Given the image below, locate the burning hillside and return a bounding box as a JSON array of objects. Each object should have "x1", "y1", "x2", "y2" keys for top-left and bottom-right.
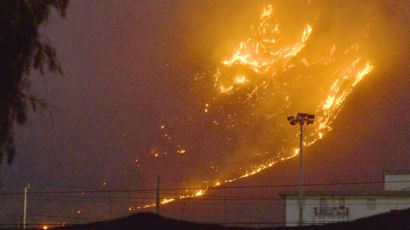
[{"x1": 129, "y1": 0, "x2": 406, "y2": 210}]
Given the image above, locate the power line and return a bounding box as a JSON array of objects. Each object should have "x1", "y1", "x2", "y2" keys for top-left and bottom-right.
[
  {"x1": 1, "y1": 180, "x2": 408, "y2": 195},
  {"x1": 28, "y1": 214, "x2": 89, "y2": 220},
  {"x1": 3, "y1": 196, "x2": 410, "y2": 205}
]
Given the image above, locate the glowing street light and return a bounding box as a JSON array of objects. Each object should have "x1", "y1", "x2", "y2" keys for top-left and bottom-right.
[{"x1": 287, "y1": 113, "x2": 314, "y2": 226}]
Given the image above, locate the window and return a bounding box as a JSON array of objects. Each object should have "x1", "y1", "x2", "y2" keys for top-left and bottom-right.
[{"x1": 367, "y1": 198, "x2": 376, "y2": 210}]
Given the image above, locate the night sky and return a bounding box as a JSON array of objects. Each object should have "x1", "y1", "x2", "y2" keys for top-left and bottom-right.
[{"x1": 0, "y1": 0, "x2": 409, "y2": 227}]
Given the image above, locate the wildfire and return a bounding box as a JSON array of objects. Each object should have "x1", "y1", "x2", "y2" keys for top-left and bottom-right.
[{"x1": 136, "y1": 2, "x2": 376, "y2": 210}]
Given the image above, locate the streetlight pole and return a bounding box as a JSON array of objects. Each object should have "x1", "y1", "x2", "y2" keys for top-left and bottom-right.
[
  {"x1": 299, "y1": 119, "x2": 304, "y2": 226},
  {"x1": 287, "y1": 113, "x2": 314, "y2": 226},
  {"x1": 23, "y1": 183, "x2": 30, "y2": 229}
]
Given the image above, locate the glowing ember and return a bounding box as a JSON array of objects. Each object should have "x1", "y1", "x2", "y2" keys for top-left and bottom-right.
[
  {"x1": 177, "y1": 149, "x2": 186, "y2": 154},
  {"x1": 195, "y1": 190, "x2": 204, "y2": 197}
]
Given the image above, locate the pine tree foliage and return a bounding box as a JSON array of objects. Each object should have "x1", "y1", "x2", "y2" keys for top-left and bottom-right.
[{"x1": 0, "y1": 0, "x2": 69, "y2": 165}]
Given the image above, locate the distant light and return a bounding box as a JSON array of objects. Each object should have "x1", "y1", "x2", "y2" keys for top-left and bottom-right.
[{"x1": 43, "y1": 226, "x2": 48, "y2": 229}]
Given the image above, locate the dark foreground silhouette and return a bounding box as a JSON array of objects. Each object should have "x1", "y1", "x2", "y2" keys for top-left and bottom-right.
[{"x1": 50, "y1": 208, "x2": 410, "y2": 230}]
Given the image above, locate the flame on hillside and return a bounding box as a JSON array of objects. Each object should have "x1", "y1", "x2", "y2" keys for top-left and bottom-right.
[{"x1": 129, "y1": 1, "x2": 379, "y2": 211}]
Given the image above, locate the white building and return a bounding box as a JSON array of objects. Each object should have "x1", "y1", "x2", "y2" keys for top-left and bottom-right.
[{"x1": 279, "y1": 171, "x2": 410, "y2": 226}]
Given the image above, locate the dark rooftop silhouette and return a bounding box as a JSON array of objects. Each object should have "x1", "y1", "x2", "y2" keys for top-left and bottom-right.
[{"x1": 47, "y1": 208, "x2": 410, "y2": 230}]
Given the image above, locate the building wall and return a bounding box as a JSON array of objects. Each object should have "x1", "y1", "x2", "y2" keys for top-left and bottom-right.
[
  {"x1": 384, "y1": 173, "x2": 410, "y2": 191},
  {"x1": 285, "y1": 196, "x2": 410, "y2": 226}
]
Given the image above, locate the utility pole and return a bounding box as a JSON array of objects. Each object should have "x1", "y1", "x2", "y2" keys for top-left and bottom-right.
[
  {"x1": 156, "y1": 175, "x2": 160, "y2": 215},
  {"x1": 23, "y1": 183, "x2": 30, "y2": 229},
  {"x1": 108, "y1": 196, "x2": 112, "y2": 220},
  {"x1": 287, "y1": 113, "x2": 314, "y2": 226}
]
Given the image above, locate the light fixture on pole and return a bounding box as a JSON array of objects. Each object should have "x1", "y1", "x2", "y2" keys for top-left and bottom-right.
[{"x1": 287, "y1": 113, "x2": 314, "y2": 226}]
